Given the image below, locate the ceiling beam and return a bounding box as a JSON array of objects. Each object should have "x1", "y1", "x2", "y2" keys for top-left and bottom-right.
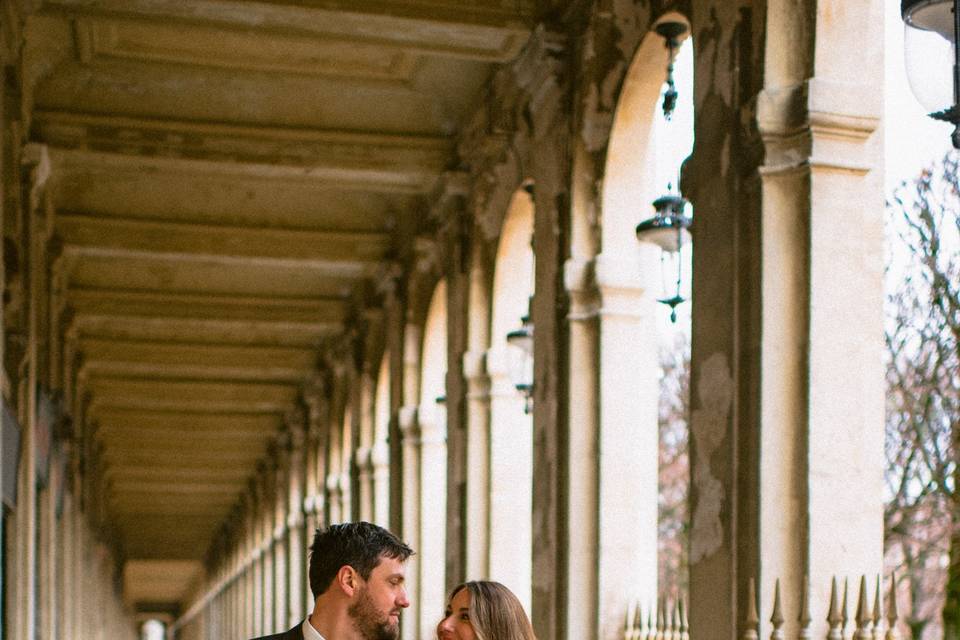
[
  {"x1": 77, "y1": 337, "x2": 319, "y2": 382},
  {"x1": 98, "y1": 425, "x2": 271, "y2": 442},
  {"x1": 94, "y1": 408, "x2": 281, "y2": 431},
  {"x1": 105, "y1": 467, "x2": 252, "y2": 484},
  {"x1": 57, "y1": 211, "x2": 391, "y2": 265},
  {"x1": 110, "y1": 481, "x2": 244, "y2": 496},
  {"x1": 102, "y1": 448, "x2": 265, "y2": 468},
  {"x1": 56, "y1": 214, "x2": 385, "y2": 277},
  {"x1": 103, "y1": 436, "x2": 269, "y2": 455},
  {"x1": 41, "y1": 0, "x2": 533, "y2": 62},
  {"x1": 86, "y1": 377, "x2": 299, "y2": 414},
  {"x1": 71, "y1": 314, "x2": 337, "y2": 348},
  {"x1": 45, "y1": 117, "x2": 450, "y2": 193}
]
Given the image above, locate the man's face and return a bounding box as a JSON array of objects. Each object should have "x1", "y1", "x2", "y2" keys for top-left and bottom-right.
[{"x1": 348, "y1": 556, "x2": 409, "y2": 640}]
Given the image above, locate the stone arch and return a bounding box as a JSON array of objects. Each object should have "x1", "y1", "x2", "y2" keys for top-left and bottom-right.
[
  {"x1": 603, "y1": 12, "x2": 692, "y2": 257},
  {"x1": 568, "y1": 10, "x2": 694, "y2": 636},
  {"x1": 487, "y1": 188, "x2": 534, "y2": 609}
]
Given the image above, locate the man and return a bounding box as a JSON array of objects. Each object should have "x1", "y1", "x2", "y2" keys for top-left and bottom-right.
[{"x1": 252, "y1": 521, "x2": 413, "y2": 640}]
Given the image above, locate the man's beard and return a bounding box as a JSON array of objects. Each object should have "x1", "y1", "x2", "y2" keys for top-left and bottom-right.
[{"x1": 348, "y1": 585, "x2": 400, "y2": 640}]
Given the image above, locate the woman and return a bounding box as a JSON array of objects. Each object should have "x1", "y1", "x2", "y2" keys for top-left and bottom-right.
[{"x1": 437, "y1": 581, "x2": 537, "y2": 640}]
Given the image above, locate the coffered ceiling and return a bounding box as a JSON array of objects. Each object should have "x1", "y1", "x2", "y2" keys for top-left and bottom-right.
[{"x1": 20, "y1": 0, "x2": 536, "y2": 611}]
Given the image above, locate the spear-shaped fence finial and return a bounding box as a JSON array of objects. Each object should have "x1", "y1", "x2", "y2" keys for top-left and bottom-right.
[
  {"x1": 678, "y1": 596, "x2": 690, "y2": 640},
  {"x1": 743, "y1": 578, "x2": 760, "y2": 640},
  {"x1": 854, "y1": 575, "x2": 873, "y2": 640},
  {"x1": 770, "y1": 579, "x2": 785, "y2": 640},
  {"x1": 872, "y1": 575, "x2": 883, "y2": 639},
  {"x1": 827, "y1": 576, "x2": 843, "y2": 640},
  {"x1": 885, "y1": 573, "x2": 899, "y2": 640},
  {"x1": 798, "y1": 574, "x2": 812, "y2": 640}
]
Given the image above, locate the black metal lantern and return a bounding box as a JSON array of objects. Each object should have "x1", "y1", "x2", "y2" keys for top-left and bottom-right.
[
  {"x1": 505, "y1": 310, "x2": 534, "y2": 414},
  {"x1": 636, "y1": 192, "x2": 692, "y2": 323},
  {"x1": 636, "y1": 21, "x2": 693, "y2": 323},
  {"x1": 902, "y1": 0, "x2": 960, "y2": 148},
  {"x1": 654, "y1": 21, "x2": 687, "y2": 120}
]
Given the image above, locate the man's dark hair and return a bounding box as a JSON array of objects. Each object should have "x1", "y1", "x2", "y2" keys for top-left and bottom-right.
[{"x1": 308, "y1": 521, "x2": 413, "y2": 599}]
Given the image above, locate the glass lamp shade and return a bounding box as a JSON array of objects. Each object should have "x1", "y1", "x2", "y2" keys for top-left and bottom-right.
[
  {"x1": 902, "y1": 0, "x2": 958, "y2": 131},
  {"x1": 636, "y1": 194, "x2": 692, "y2": 253}
]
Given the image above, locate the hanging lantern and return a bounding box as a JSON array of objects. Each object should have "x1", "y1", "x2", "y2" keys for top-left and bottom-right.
[
  {"x1": 636, "y1": 21, "x2": 693, "y2": 323},
  {"x1": 902, "y1": 0, "x2": 960, "y2": 148},
  {"x1": 654, "y1": 21, "x2": 688, "y2": 120},
  {"x1": 636, "y1": 192, "x2": 692, "y2": 323},
  {"x1": 505, "y1": 310, "x2": 534, "y2": 414}
]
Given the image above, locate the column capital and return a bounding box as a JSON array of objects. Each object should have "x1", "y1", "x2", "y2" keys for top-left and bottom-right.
[
  {"x1": 397, "y1": 405, "x2": 420, "y2": 441},
  {"x1": 369, "y1": 441, "x2": 390, "y2": 469},
  {"x1": 375, "y1": 261, "x2": 404, "y2": 298},
  {"x1": 563, "y1": 257, "x2": 600, "y2": 321},
  {"x1": 354, "y1": 445, "x2": 373, "y2": 472}
]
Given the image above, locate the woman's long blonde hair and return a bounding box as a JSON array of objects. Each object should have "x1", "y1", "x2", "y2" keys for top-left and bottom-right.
[{"x1": 449, "y1": 581, "x2": 537, "y2": 640}]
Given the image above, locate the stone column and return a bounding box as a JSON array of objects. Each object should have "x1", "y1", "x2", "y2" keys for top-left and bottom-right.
[
  {"x1": 286, "y1": 411, "x2": 306, "y2": 625},
  {"x1": 462, "y1": 349, "x2": 490, "y2": 579},
  {"x1": 566, "y1": 73, "x2": 665, "y2": 640},
  {"x1": 325, "y1": 364, "x2": 346, "y2": 525},
  {"x1": 683, "y1": 1, "x2": 885, "y2": 638},
  {"x1": 303, "y1": 383, "x2": 327, "y2": 614},
  {"x1": 399, "y1": 315, "x2": 423, "y2": 640},
  {"x1": 355, "y1": 357, "x2": 377, "y2": 523},
  {"x1": 418, "y1": 403, "x2": 447, "y2": 636},
  {"x1": 380, "y1": 269, "x2": 406, "y2": 538},
  {"x1": 397, "y1": 401, "x2": 421, "y2": 640},
  {"x1": 244, "y1": 483, "x2": 263, "y2": 638},
  {"x1": 273, "y1": 437, "x2": 290, "y2": 630},
  {"x1": 370, "y1": 439, "x2": 390, "y2": 528},
  {"x1": 484, "y1": 344, "x2": 532, "y2": 606},
  {"x1": 355, "y1": 444, "x2": 373, "y2": 522},
  {"x1": 259, "y1": 462, "x2": 275, "y2": 635}
]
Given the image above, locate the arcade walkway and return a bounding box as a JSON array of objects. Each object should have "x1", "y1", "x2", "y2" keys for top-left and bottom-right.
[{"x1": 0, "y1": 1, "x2": 887, "y2": 639}]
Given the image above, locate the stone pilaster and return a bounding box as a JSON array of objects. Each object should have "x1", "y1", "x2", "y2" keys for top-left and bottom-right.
[
  {"x1": 273, "y1": 435, "x2": 290, "y2": 630},
  {"x1": 285, "y1": 411, "x2": 306, "y2": 624},
  {"x1": 397, "y1": 401, "x2": 421, "y2": 640},
  {"x1": 461, "y1": 348, "x2": 490, "y2": 579}
]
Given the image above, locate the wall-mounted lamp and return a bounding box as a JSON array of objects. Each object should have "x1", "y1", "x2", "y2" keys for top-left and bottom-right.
[{"x1": 902, "y1": 0, "x2": 960, "y2": 148}]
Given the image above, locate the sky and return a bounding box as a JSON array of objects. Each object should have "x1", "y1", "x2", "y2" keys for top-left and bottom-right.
[{"x1": 884, "y1": 0, "x2": 953, "y2": 194}]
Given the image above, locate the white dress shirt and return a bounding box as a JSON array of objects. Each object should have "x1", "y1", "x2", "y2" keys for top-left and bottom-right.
[{"x1": 302, "y1": 617, "x2": 327, "y2": 640}]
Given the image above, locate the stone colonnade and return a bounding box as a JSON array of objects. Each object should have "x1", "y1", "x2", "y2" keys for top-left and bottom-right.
[
  {"x1": 0, "y1": 0, "x2": 888, "y2": 639},
  {"x1": 1, "y1": 9, "x2": 139, "y2": 635},
  {"x1": 173, "y1": 1, "x2": 887, "y2": 638}
]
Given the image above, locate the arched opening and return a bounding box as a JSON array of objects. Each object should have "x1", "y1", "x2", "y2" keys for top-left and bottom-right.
[
  {"x1": 140, "y1": 618, "x2": 165, "y2": 640},
  {"x1": 417, "y1": 279, "x2": 448, "y2": 635},
  {"x1": 487, "y1": 189, "x2": 535, "y2": 609},
  {"x1": 600, "y1": 12, "x2": 693, "y2": 609}
]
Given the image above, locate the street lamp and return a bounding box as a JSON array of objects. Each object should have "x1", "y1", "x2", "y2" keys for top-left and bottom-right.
[
  {"x1": 636, "y1": 21, "x2": 693, "y2": 323},
  {"x1": 902, "y1": 0, "x2": 960, "y2": 148},
  {"x1": 505, "y1": 305, "x2": 534, "y2": 414}
]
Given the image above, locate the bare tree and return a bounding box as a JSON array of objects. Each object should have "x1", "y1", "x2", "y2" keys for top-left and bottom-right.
[
  {"x1": 658, "y1": 330, "x2": 690, "y2": 595},
  {"x1": 884, "y1": 151, "x2": 960, "y2": 639}
]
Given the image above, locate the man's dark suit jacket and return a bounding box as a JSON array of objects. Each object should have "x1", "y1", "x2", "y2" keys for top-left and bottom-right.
[{"x1": 250, "y1": 623, "x2": 304, "y2": 640}]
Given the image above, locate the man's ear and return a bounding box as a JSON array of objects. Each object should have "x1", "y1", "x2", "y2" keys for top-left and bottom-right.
[{"x1": 335, "y1": 565, "x2": 360, "y2": 597}]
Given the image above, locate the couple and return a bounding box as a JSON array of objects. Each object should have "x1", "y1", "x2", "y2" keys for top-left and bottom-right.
[{"x1": 252, "y1": 521, "x2": 535, "y2": 640}]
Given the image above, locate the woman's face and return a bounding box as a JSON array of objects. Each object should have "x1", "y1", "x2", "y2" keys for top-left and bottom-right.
[{"x1": 437, "y1": 588, "x2": 476, "y2": 640}]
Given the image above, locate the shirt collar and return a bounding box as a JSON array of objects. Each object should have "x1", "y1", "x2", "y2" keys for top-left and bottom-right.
[{"x1": 302, "y1": 617, "x2": 326, "y2": 640}]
